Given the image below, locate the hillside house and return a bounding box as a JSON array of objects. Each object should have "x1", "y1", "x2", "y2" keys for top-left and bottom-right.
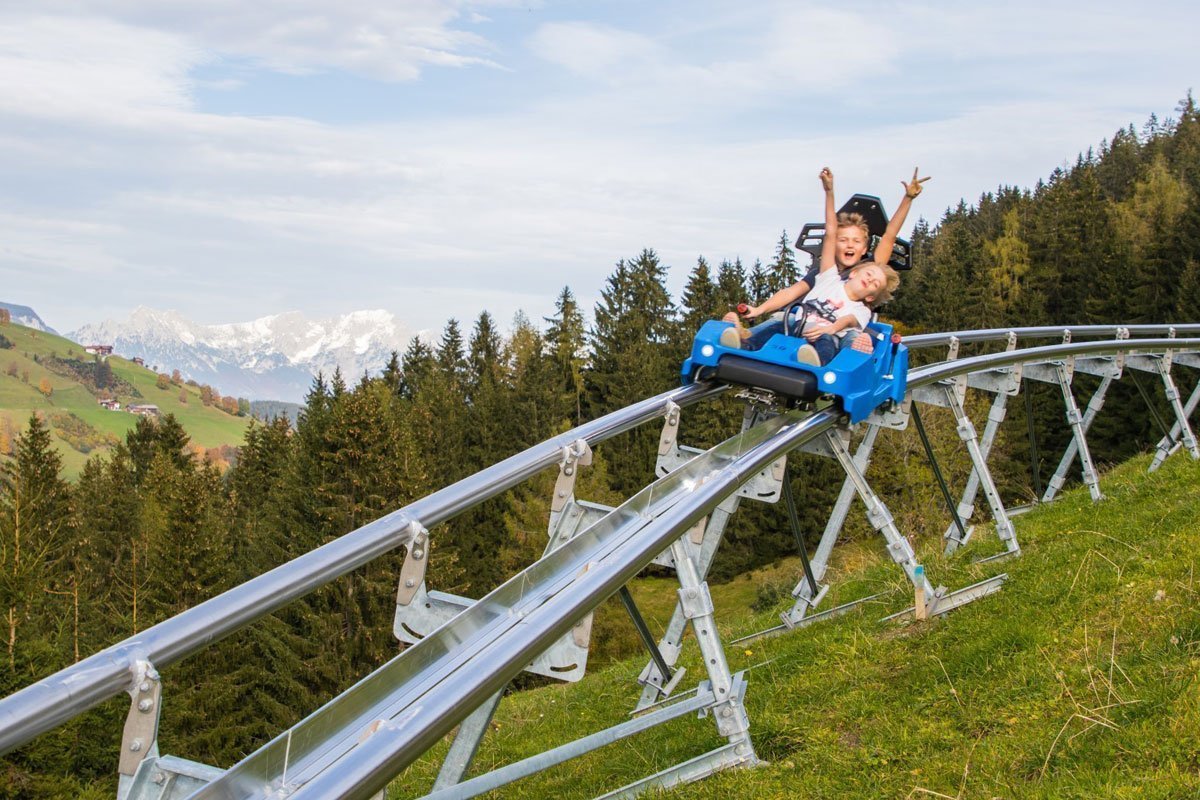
[
  {"x1": 132, "y1": 357, "x2": 144, "y2": 366},
  {"x1": 127, "y1": 403, "x2": 159, "y2": 418},
  {"x1": 84, "y1": 344, "x2": 114, "y2": 356},
  {"x1": 98, "y1": 398, "x2": 120, "y2": 411}
]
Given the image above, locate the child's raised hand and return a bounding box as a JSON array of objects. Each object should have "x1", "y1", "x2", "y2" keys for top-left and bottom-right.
[
  {"x1": 902, "y1": 168, "x2": 931, "y2": 199},
  {"x1": 819, "y1": 167, "x2": 834, "y2": 192}
]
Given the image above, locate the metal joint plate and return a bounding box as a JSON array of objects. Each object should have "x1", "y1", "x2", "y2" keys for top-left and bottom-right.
[
  {"x1": 1022, "y1": 360, "x2": 1074, "y2": 384},
  {"x1": 1125, "y1": 353, "x2": 1168, "y2": 373},
  {"x1": 965, "y1": 365, "x2": 1022, "y2": 395},
  {"x1": 394, "y1": 586, "x2": 592, "y2": 682},
  {"x1": 1072, "y1": 355, "x2": 1124, "y2": 379}
]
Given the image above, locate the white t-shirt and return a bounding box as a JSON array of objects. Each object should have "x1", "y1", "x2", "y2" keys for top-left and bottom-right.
[{"x1": 799, "y1": 268, "x2": 870, "y2": 338}]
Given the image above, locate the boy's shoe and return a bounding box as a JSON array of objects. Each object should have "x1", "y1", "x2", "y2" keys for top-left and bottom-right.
[
  {"x1": 796, "y1": 344, "x2": 820, "y2": 365},
  {"x1": 719, "y1": 326, "x2": 744, "y2": 349}
]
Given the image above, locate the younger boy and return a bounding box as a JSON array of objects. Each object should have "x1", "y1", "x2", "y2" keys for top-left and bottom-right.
[{"x1": 721, "y1": 168, "x2": 899, "y2": 366}]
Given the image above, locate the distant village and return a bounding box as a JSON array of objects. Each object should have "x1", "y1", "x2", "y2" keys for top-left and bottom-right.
[{"x1": 85, "y1": 343, "x2": 159, "y2": 417}]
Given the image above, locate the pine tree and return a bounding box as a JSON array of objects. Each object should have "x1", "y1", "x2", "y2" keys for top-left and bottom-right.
[
  {"x1": 678, "y1": 256, "x2": 719, "y2": 341},
  {"x1": 381, "y1": 351, "x2": 403, "y2": 395},
  {"x1": 437, "y1": 319, "x2": 467, "y2": 389},
  {"x1": 399, "y1": 337, "x2": 435, "y2": 399},
  {"x1": 507, "y1": 311, "x2": 557, "y2": 445},
  {"x1": 768, "y1": 230, "x2": 798, "y2": 294},
  {"x1": 981, "y1": 207, "x2": 1031, "y2": 328},
  {"x1": 467, "y1": 311, "x2": 504, "y2": 405},
  {"x1": 73, "y1": 447, "x2": 140, "y2": 644},
  {"x1": 125, "y1": 414, "x2": 192, "y2": 484},
  {"x1": 0, "y1": 414, "x2": 71, "y2": 673},
  {"x1": 1176, "y1": 259, "x2": 1200, "y2": 320},
  {"x1": 715, "y1": 258, "x2": 748, "y2": 309},
  {"x1": 284, "y1": 373, "x2": 337, "y2": 556},
  {"x1": 544, "y1": 286, "x2": 587, "y2": 427},
  {"x1": 747, "y1": 258, "x2": 770, "y2": 305},
  {"x1": 585, "y1": 249, "x2": 677, "y2": 495},
  {"x1": 1111, "y1": 155, "x2": 1191, "y2": 322},
  {"x1": 227, "y1": 417, "x2": 295, "y2": 576}
]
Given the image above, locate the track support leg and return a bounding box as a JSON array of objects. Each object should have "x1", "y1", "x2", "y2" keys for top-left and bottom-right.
[{"x1": 1150, "y1": 374, "x2": 1200, "y2": 471}]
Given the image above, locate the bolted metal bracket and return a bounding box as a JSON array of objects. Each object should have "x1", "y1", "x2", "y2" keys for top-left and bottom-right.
[
  {"x1": 119, "y1": 659, "x2": 162, "y2": 781},
  {"x1": 395, "y1": 521, "x2": 430, "y2": 607},
  {"x1": 678, "y1": 582, "x2": 715, "y2": 621},
  {"x1": 551, "y1": 439, "x2": 593, "y2": 513}
]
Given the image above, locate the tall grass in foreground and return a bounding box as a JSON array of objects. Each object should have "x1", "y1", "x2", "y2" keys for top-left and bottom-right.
[{"x1": 390, "y1": 452, "x2": 1200, "y2": 799}]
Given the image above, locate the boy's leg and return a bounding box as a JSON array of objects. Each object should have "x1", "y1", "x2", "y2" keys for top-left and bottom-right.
[
  {"x1": 797, "y1": 334, "x2": 837, "y2": 366},
  {"x1": 719, "y1": 312, "x2": 748, "y2": 348},
  {"x1": 812, "y1": 334, "x2": 839, "y2": 365},
  {"x1": 742, "y1": 320, "x2": 784, "y2": 351}
]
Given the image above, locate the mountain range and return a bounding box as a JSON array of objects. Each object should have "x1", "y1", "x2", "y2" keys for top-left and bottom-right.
[
  {"x1": 69, "y1": 307, "x2": 418, "y2": 402},
  {"x1": 0, "y1": 302, "x2": 57, "y2": 334}
]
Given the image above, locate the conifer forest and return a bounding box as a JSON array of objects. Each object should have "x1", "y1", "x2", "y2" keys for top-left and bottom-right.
[{"x1": 3, "y1": 96, "x2": 1200, "y2": 796}]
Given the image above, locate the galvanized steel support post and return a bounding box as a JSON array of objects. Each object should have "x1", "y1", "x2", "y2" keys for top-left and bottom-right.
[
  {"x1": 822, "y1": 428, "x2": 935, "y2": 596},
  {"x1": 430, "y1": 689, "x2": 504, "y2": 792},
  {"x1": 1042, "y1": 375, "x2": 1113, "y2": 502},
  {"x1": 940, "y1": 384, "x2": 1018, "y2": 555},
  {"x1": 781, "y1": 423, "x2": 880, "y2": 625},
  {"x1": 1150, "y1": 365, "x2": 1200, "y2": 471}
]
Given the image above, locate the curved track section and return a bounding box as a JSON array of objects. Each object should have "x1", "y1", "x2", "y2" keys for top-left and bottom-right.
[{"x1": 2, "y1": 326, "x2": 1199, "y2": 800}]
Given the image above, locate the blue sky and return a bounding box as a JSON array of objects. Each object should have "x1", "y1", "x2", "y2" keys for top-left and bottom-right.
[{"x1": 2, "y1": 1, "x2": 1197, "y2": 338}]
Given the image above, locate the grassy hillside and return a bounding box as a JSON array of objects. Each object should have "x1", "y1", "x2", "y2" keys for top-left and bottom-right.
[
  {"x1": 389, "y1": 451, "x2": 1200, "y2": 799},
  {"x1": 0, "y1": 321, "x2": 248, "y2": 477}
]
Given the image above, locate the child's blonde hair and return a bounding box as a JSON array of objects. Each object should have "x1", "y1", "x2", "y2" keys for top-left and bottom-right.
[
  {"x1": 836, "y1": 211, "x2": 871, "y2": 242},
  {"x1": 851, "y1": 261, "x2": 900, "y2": 307}
]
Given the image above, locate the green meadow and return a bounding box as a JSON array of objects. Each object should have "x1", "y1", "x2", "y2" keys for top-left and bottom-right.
[{"x1": 0, "y1": 321, "x2": 248, "y2": 476}]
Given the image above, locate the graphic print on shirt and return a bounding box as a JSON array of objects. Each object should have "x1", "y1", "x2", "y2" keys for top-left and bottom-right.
[{"x1": 803, "y1": 296, "x2": 845, "y2": 326}]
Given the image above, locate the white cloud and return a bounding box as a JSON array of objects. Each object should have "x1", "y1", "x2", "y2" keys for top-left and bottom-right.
[
  {"x1": 8, "y1": 1, "x2": 510, "y2": 82},
  {"x1": 0, "y1": 16, "x2": 200, "y2": 124},
  {"x1": 527, "y1": 22, "x2": 665, "y2": 80}
]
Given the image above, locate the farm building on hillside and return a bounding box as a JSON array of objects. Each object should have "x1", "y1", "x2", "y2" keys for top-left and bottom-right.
[
  {"x1": 84, "y1": 344, "x2": 114, "y2": 356},
  {"x1": 127, "y1": 403, "x2": 159, "y2": 417}
]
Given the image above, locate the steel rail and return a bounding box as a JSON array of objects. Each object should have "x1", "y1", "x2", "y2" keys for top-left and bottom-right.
[
  {"x1": 901, "y1": 323, "x2": 1200, "y2": 350},
  {"x1": 0, "y1": 382, "x2": 723, "y2": 755},
  {"x1": 191, "y1": 336, "x2": 1200, "y2": 800}
]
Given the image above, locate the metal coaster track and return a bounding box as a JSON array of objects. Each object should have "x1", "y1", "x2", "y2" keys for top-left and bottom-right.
[{"x1": 2, "y1": 325, "x2": 1199, "y2": 800}]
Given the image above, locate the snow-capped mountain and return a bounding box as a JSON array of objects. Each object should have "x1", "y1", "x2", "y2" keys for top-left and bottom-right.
[
  {"x1": 0, "y1": 301, "x2": 57, "y2": 333},
  {"x1": 69, "y1": 307, "x2": 417, "y2": 402}
]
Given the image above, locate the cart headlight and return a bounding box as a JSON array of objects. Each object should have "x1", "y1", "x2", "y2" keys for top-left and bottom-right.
[
  {"x1": 700, "y1": 344, "x2": 715, "y2": 357},
  {"x1": 822, "y1": 371, "x2": 837, "y2": 385}
]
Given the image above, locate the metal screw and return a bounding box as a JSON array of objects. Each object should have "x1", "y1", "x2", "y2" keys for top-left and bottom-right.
[
  {"x1": 154, "y1": 772, "x2": 166, "y2": 785},
  {"x1": 138, "y1": 699, "x2": 153, "y2": 712},
  {"x1": 405, "y1": 579, "x2": 415, "y2": 588},
  {"x1": 130, "y1": 739, "x2": 142, "y2": 752}
]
